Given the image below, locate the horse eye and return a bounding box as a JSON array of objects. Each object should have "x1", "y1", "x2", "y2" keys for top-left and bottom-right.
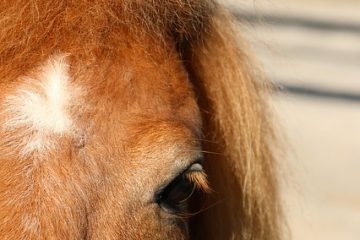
[{"x1": 156, "y1": 164, "x2": 202, "y2": 214}]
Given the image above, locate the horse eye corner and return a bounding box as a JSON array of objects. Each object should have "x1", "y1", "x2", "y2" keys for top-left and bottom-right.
[{"x1": 155, "y1": 162, "x2": 210, "y2": 214}]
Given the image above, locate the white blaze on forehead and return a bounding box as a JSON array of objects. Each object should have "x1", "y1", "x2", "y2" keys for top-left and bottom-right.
[{"x1": 3, "y1": 54, "x2": 80, "y2": 155}]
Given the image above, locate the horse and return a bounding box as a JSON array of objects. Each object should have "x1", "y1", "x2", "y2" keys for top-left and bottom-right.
[{"x1": 0, "y1": 0, "x2": 281, "y2": 239}]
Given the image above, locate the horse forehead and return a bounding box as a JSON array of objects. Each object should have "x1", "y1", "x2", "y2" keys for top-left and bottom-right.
[
  {"x1": 83, "y1": 45, "x2": 201, "y2": 133},
  {"x1": 0, "y1": 52, "x2": 200, "y2": 156},
  {"x1": 0, "y1": 54, "x2": 82, "y2": 156}
]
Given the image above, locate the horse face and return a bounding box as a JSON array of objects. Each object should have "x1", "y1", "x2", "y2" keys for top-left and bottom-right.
[
  {"x1": 0, "y1": 1, "x2": 281, "y2": 239},
  {"x1": 0, "y1": 33, "x2": 207, "y2": 239},
  {"x1": 79, "y1": 39, "x2": 207, "y2": 239}
]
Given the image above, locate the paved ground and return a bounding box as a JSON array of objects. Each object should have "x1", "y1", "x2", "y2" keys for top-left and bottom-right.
[{"x1": 220, "y1": 0, "x2": 360, "y2": 239}]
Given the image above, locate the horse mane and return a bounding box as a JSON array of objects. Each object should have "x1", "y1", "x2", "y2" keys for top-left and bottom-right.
[
  {"x1": 0, "y1": 1, "x2": 281, "y2": 239},
  {"x1": 184, "y1": 11, "x2": 282, "y2": 239}
]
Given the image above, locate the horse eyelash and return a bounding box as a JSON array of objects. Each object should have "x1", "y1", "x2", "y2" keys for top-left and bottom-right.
[{"x1": 185, "y1": 170, "x2": 211, "y2": 193}]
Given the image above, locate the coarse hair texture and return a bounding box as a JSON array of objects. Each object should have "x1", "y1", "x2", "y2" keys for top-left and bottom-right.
[
  {"x1": 185, "y1": 11, "x2": 282, "y2": 239},
  {"x1": 0, "y1": 0, "x2": 282, "y2": 239}
]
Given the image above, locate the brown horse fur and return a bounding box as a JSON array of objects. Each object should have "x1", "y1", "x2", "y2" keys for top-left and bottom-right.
[{"x1": 0, "y1": 0, "x2": 281, "y2": 239}]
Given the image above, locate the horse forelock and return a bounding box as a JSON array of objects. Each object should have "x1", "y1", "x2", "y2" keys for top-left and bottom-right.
[{"x1": 0, "y1": 0, "x2": 215, "y2": 81}]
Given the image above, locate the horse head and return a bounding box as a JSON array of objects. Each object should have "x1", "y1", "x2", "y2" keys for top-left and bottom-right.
[{"x1": 0, "y1": 1, "x2": 281, "y2": 239}]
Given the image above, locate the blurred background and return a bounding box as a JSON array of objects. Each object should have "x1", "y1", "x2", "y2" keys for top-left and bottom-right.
[{"x1": 221, "y1": 0, "x2": 360, "y2": 239}]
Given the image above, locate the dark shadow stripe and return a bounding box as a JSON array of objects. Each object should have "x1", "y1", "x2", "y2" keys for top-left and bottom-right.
[
  {"x1": 232, "y1": 11, "x2": 360, "y2": 34},
  {"x1": 276, "y1": 84, "x2": 360, "y2": 103}
]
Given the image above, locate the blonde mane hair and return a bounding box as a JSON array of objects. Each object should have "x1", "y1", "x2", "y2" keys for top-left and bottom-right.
[
  {"x1": 0, "y1": 1, "x2": 281, "y2": 239},
  {"x1": 185, "y1": 11, "x2": 282, "y2": 239}
]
